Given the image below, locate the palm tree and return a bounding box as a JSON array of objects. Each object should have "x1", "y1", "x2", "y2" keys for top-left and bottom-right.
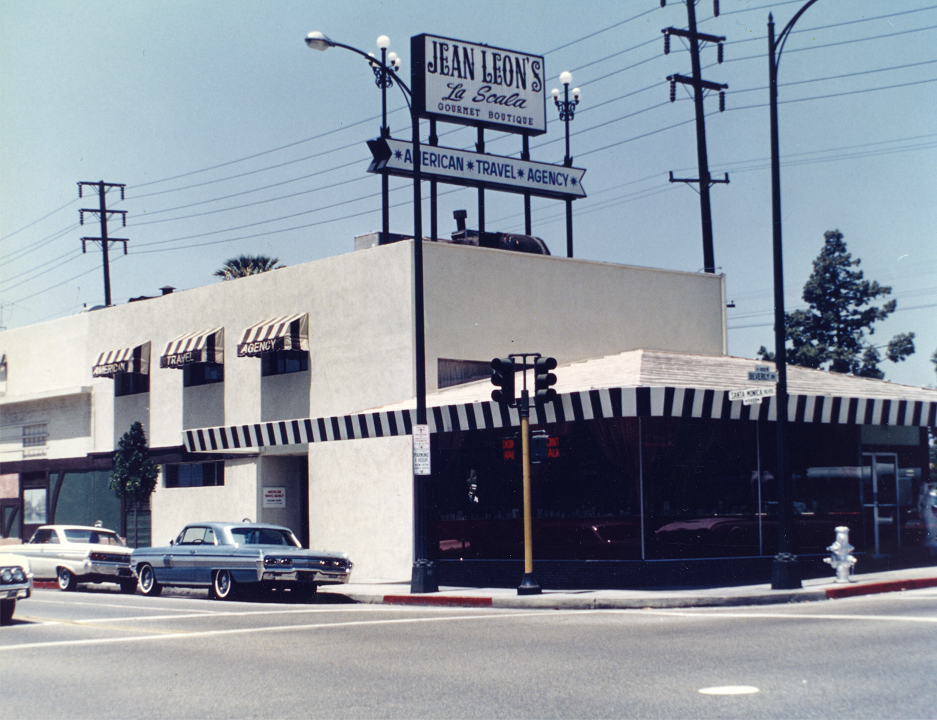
[{"x1": 214, "y1": 255, "x2": 283, "y2": 280}]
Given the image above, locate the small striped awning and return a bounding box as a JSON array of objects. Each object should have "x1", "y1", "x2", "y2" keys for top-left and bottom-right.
[
  {"x1": 161, "y1": 328, "x2": 224, "y2": 369},
  {"x1": 93, "y1": 341, "x2": 151, "y2": 378},
  {"x1": 237, "y1": 314, "x2": 308, "y2": 358}
]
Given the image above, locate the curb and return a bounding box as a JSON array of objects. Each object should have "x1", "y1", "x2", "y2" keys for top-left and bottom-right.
[{"x1": 824, "y1": 576, "x2": 937, "y2": 599}]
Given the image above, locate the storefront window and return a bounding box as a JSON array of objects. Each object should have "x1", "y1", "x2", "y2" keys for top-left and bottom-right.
[{"x1": 261, "y1": 350, "x2": 308, "y2": 376}]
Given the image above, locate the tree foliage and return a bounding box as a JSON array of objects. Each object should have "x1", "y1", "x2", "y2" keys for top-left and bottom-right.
[
  {"x1": 213, "y1": 254, "x2": 283, "y2": 280},
  {"x1": 759, "y1": 230, "x2": 914, "y2": 379},
  {"x1": 110, "y1": 421, "x2": 158, "y2": 504}
]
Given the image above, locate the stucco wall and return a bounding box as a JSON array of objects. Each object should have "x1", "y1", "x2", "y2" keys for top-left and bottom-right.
[
  {"x1": 308, "y1": 435, "x2": 413, "y2": 582},
  {"x1": 149, "y1": 458, "x2": 258, "y2": 546},
  {"x1": 421, "y1": 242, "x2": 726, "y2": 392},
  {"x1": 258, "y1": 455, "x2": 305, "y2": 534}
]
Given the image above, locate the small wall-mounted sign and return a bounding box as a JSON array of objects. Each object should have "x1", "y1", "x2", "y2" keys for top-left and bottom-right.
[{"x1": 262, "y1": 487, "x2": 286, "y2": 508}]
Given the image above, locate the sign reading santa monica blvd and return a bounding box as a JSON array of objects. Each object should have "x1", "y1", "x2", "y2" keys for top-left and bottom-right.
[
  {"x1": 411, "y1": 34, "x2": 547, "y2": 136},
  {"x1": 729, "y1": 387, "x2": 777, "y2": 405},
  {"x1": 368, "y1": 137, "x2": 586, "y2": 201}
]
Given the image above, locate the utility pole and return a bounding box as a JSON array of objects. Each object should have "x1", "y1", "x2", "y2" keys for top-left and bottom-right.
[
  {"x1": 79, "y1": 181, "x2": 128, "y2": 307},
  {"x1": 662, "y1": 0, "x2": 728, "y2": 274}
]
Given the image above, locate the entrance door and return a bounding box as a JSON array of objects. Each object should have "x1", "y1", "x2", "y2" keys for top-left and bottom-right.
[{"x1": 862, "y1": 453, "x2": 900, "y2": 555}]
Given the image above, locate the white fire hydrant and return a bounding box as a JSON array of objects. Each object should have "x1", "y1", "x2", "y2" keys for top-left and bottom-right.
[{"x1": 824, "y1": 526, "x2": 857, "y2": 583}]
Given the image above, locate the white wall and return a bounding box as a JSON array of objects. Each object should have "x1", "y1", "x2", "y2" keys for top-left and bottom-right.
[
  {"x1": 308, "y1": 435, "x2": 413, "y2": 582},
  {"x1": 422, "y1": 242, "x2": 726, "y2": 392},
  {"x1": 150, "y1": 458, "x2": 258, "y2": 546}
]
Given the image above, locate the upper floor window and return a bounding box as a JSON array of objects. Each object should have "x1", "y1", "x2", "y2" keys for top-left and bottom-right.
[
  {"x1": 183, "y1": 362, "x2": 224, "y2": 387},
  {"x1": 22, "y1": 424, "x2": 48, "y2": 448},
  {"x1": 261, "y1": 350, "x2": 309, "y2": 377},
  {"x1": 164, "y1": 462, "x2": 224, "y2": 488},
  {"x1": 114, "y1": 371, "x2": 150, "y2": 397}
]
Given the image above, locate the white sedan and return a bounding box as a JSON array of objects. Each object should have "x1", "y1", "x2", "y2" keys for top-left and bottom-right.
[
  {"x1": 0, "y1": 554, "x2": 32, "y2": 624},
  {"x1": 16, "y1": 525, "x2": 136, "y2": 593}
]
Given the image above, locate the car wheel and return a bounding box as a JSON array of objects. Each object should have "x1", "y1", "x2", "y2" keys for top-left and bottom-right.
[
  {"x1": 213, "y1": 569, "x2": 235, "y2": 600},
  {"x1": 57, "y1": 567, "x2": 77, "y2": 592},
  {"x1": 120, "y1": 580, "x2": 137, "y2": 594},
  {"x1": 0, "y1": 599, "x2": 14, "y2": 625},
  {"x1": 138, "y1": 564, "x2": 162, "y2": 597}
]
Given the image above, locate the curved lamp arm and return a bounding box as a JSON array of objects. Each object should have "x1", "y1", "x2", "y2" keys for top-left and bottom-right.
[
  {"x1": 306, "y1": 32, "x2": 412, "y2": 108},
  {"x1": 773, "y1": 0, "x2": 819, "y2": 72}
]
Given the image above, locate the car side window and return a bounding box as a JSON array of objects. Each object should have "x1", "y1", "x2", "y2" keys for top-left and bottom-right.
[
  {"x1": 203, "y1": 528, "x2": 215, "y2": 545},
  {"x1": 180, "y1": 527, "x2": 208, "y2": 545},
  {"x1": 31, "y1": 529, "x2": 58, "y2": 544}
]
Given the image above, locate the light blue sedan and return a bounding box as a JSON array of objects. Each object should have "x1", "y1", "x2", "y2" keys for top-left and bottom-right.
[{"x1": 130, "y1": 522, "x2": 352, "y2": 600}]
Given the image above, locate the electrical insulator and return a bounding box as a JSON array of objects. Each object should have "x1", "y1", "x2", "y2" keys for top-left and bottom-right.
[
  {"x1": 717, "y1": 43, "x2": 724, "y2": 64},
  {"x1": 660, "y1": 0, "x2": 666, "y2": 6},
  {"x1": 670, "y1": 79, "x2": 677, "y2": 103},
  {"x1": 664, "y1": 30, "x2": 670, "y2": 55},
  {"x1": 719, "y1": 91, "x2": 725, "y2": 112},
  {"x1": 714, "y1": 0, "x2": 720, "y2": 17}
]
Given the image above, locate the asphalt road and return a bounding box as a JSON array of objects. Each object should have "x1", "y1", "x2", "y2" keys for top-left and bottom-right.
[{"x1": 2, "y1": 586, "x2": 935, "y2": 719}]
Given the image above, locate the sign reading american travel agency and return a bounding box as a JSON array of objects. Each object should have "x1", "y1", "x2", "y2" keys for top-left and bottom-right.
[
  {"x1": 411, "y1": 34, "x2": 546, "y2": 136},
  {"x1": 368, "y1": 137, "x2": 586, "y2": 200}
]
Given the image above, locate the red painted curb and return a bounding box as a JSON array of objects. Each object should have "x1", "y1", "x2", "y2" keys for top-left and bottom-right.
[
  {"x1": 34, "y1": 581, "x2": 59, "y2": 590},
  {"x1": 383, "y1": 595, "x2": 493, "y2": 607},
  {"x1": 826, "y1": 577, "x2": 937, "y2": 599}
]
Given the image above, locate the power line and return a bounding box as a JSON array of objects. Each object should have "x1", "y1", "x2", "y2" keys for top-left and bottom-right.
[{"x1": 0, "y1": 198, "x2": 78, "y2": 243}]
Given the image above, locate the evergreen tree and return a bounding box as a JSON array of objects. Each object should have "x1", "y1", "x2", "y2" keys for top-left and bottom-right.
[
  {"x1": 759, "y1": 230, "x2": 914, "y2": 379},
  {"x1": 110, "y1": 422, "x2": 159, "y2": 548},
  {"x1": 213, "y1": 254, "x2": 283, "y2": 280}
]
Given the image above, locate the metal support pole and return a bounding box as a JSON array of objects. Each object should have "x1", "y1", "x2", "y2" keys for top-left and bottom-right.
[
  {"x1": 476, "y1": 127, "x2": 485, "y2": 233},
  {"x1": 380, "y1": 47, "x2": 390, "y2": 242},
  {"x1": 410, "y1": 106, "x2": 437, "y2": 594},
  {"x1": 767, "y1": 1, "x2": 818, "y2": 590},
  {"x1": 430, "y1": 119, "x2": 438, "y2": 242},
  {"x1": 517, "y1": 388, "x2": 541, "y2": 595},
  {"x1": 522, "y1": 135, "x2": 532, "y2": 236}
]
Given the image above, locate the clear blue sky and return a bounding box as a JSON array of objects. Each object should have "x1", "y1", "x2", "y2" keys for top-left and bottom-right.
[{"x1": 2, "y1": 0, "x2": 935, "y2": 387}]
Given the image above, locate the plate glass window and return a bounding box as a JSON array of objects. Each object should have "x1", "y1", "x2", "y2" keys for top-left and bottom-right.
[{"x1": 164, "y1": 462, "x2": 225, "y2": 488}]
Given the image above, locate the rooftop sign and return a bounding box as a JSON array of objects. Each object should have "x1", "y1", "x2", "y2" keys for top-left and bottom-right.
[
  {"x1": 411, "y1": 34, "x2": 547, "y2": 136},
  {"x1": 368, "y1": 137, "x2": 585, "y2": 201}
]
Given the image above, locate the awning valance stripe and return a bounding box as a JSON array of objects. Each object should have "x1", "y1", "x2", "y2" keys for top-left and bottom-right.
[
  {"x1": 237, "y1": 314, "x2": 308, "y2": 357},
  {"x1": 160, "y1": 328, "x2": 224, "y2": 368},
  {"x1": 183, "y1": 387, "x2": 937, "y2": 452},
  {"x1": 93, "y1": 342, "x2": 150, "y2": 378}
]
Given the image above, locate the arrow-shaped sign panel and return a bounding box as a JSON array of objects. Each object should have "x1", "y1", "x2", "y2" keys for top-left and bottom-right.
[{"x1": 367, "y1": 137, "x2": 586, "y2": 201}]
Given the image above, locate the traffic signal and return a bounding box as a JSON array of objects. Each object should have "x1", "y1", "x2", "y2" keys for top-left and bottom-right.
[
  {"x1": 534, "y1": 356, "x2": 557, "y2": 404},
  {"x1": 490, "y1": 357, "x2": 515, "y2": 405}
]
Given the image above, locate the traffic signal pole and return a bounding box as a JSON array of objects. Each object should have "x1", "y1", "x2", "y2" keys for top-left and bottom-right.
[{"x1": 517, "y1": 388, "x2": 540, "y2": 595}]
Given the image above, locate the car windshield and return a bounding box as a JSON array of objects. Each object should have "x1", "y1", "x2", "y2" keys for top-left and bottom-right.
[
  {"x1": 64, "y1": 529, "x2": 126, "y2": 546},
  {"x1": 230, "y1": 527, "x2": 300, "y2": 547}
]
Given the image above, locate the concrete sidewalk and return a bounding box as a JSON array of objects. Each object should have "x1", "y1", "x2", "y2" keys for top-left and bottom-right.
[{"x1": 318, "y1": 566, "x2": 937, "y2": 610}]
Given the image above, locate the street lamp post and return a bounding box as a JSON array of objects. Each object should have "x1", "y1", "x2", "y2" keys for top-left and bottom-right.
[
  {"x1": 767, "y1": 0, "x2": 818, "y2": 591},
  {"x1": 369, "y1": 36, "x2": 400, "y2": 241},
  {"x1": 305, "y1": 31, "x2": 438, "y2": 593},
  {"x1": 552, "y1": 72, "x2": 580, "y2": 259}
]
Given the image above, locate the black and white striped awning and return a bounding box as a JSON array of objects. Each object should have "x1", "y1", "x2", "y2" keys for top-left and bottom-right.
[
  {"x1": 236, "y1": 314, "x2": 308, "y2": 357},
  {"x1": 183, "y1": 386, "x2": 937, "y2": 452},
  {"x1": 93, "y1": 341, "x2": 150, "y2": 378},
  {"x1": 160, "y1": 328, "x2": 224, "y2": 369}
]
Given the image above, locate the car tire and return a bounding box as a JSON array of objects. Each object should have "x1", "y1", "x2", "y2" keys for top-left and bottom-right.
[
  {"x1": 0, "y1": 599, "x2": 14, "y2": 625},
  {"x1": 213, "y1": 569, "x2": 235, "y2": 600},
  {"x1": 57, "y1": 567, "x2": 78, "y2": 592},
  {"x1": 120, "y1": 580, "x2": 137, "y2": 594},
  {"x1": 138, "y1": 564, "x2": 162, "y2": 597}
]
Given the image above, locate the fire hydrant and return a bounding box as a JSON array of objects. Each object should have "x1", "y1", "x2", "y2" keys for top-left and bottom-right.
[{"x1": 824, "y1": 526, "x2": 857, "y2": 583}]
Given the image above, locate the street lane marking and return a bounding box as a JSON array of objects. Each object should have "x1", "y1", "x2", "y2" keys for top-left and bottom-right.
[
  {"x1": 609, "y1": 609, "x2": 937, "y2": 623},
  {"x1": 699, "y1": 686, "x2": 759, "y2": 695},
  {"x1": 47, "y1": 604, "x2": 414, "y2": 624},
  {"x1": 26, "y1": 598, "x2": 212, "y2": 613},
  {"x1": 0, "y1": 609, "x2": 575, "y2": 651}
]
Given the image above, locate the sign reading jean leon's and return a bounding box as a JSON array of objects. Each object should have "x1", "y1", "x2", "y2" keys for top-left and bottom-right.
[{"x1": 411, "y1": 34, "x2": 546, "y2": 136}]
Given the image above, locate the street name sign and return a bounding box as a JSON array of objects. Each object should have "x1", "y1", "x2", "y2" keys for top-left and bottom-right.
[
  {"x1": 367, "y1": 137, "x2": 586, "y2": 201},
  {"x1": 729, "y1": 387, "x2": 777, "y2": 405},
  {"x1": 748, "y1": 365, "x2": 779, "y2": 382},
  {"x1": 413, "y1": 424, "x2": 431, "y2": 476}
]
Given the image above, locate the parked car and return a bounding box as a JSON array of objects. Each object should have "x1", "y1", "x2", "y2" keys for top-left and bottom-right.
[
  {"x1": 130, "y1": 522, "x2": 352, "y2": 600},
  {"x1": 0, "y1": 554, "x2": 33, "y2": 625},
  {"x1": 15, "y1": 524, "x2": 136, "y2": 593}
]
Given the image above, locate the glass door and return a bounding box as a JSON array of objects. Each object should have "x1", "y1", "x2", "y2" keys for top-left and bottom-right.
[{"x1": 862, "y1": 453, "x2": 899, "y2": 555}]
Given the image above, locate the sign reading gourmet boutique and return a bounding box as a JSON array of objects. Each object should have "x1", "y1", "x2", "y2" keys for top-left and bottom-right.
[{"x1": 411, "y1": 34, "x2": 546, "y2": 136}]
